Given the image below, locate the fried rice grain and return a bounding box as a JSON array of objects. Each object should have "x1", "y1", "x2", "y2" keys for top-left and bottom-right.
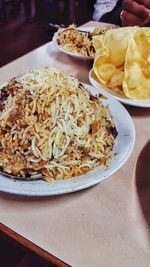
[
  {"x1": 0, "y1": 68, "x2": 117, "y2": 181},
  {"x1": 56, "y1": 25, "x2": 111, "y2": 58}
]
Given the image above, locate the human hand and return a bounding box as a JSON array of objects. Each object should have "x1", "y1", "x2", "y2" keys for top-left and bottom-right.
[{"x1": 120, "y1": 0, "x2": 150, "y2": 26}]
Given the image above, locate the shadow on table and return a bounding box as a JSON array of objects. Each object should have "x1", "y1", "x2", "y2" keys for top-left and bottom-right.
[
  {"x1": 134, "y1": 140, "x2": 150, "y2": 227},
  {"x1": 125, "y1": 105, "x2": 150, "y2": 118},
  {"x1": 132, "y1": 140, "x2": 150, "y2": 246}
]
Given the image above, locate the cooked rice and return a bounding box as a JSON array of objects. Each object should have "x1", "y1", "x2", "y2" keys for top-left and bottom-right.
[
  {"x1": 0, "y1": 67, "x2": 117, "y2": 181},
  {"x1": 56, "y1": 25, "x2": 111, "y2": 58}
]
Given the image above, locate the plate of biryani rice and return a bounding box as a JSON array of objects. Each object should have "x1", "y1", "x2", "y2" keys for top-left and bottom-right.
[
  {"x1": 52, "y1": 24, "x2": 117, "y2": 60},
  {"x1": 0, "y1": 67, "x2": 135, "y2": 196}
]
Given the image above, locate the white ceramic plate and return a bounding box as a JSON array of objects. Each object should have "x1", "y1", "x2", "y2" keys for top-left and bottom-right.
[
  {"x1": 89, "y1": 69, "x2": 150, "y2": 108},
  {"x1": 0, "y1": 83, "x2": 135, "y2": 196},
  {"x1": 52, "y1": 24, "x2": 118, "y2": 60}
]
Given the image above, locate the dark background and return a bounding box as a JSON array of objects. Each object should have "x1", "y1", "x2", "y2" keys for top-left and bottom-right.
[{"x1": 0, "y1": 0, "x2": 95, "y2": 67}]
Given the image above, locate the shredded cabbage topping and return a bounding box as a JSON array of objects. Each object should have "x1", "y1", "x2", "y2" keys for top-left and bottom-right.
[{"x1": 0, "y1": 68, "x2": 117, "y2": 181}]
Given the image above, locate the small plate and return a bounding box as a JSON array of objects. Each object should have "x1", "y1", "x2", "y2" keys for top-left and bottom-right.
[
  {"x1": 52, "y1": 24, "x2": 117, "y2": 60},
  {"x1": 0, "y1": 83, "x2": 135, "y2": 196},
  {"x1": 89, "y1": 69, "x2": 150, "y2": 108}
]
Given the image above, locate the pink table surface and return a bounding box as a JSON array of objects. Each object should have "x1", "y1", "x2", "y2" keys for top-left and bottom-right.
[{"x1": 0, "y1": 21, "x2": 150, "y2": 267}]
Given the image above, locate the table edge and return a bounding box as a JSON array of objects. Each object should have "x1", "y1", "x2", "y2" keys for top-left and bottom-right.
[{"x1": 0, "y1": 223, "x2": 70, "y2": 267}]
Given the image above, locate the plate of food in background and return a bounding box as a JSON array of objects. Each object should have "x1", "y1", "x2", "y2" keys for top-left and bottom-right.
[
  {"x1": 52, "y1": 23, "x2": 118, "y2": 60},
  {"x1": 0, "y1": 67, "x2": 135, "y2": 196},
  {"x1": 89, "y1": 27, "x2": 150, "y2": 107}
]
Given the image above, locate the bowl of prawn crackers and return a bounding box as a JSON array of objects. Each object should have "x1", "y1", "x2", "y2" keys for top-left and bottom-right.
[{"x1": 89, "y1": 27, "x2": 150, "y2": 107}]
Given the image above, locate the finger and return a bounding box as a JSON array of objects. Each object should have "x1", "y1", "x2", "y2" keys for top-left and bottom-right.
[
  {"x1": 122, "y1": 0, "x2": 150, "y2": 19},
  {"x1": 136, "y1": 0, "x2": 150, "y2": 9},
  {"x1": 120, "y1": 10, "x2": 149, "y2": 26}
]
